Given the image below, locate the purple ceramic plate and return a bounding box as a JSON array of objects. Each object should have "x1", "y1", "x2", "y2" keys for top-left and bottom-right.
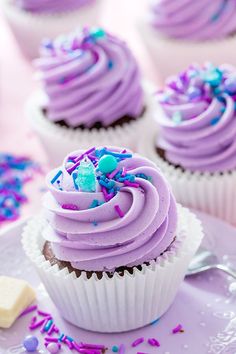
[{"x1": 0, "y1": 212, "x2": 236, "y2": 354}]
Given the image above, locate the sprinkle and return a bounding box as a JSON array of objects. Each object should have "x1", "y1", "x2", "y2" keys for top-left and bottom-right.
[
  {"x1": 112, "y1": 345, "x2": 119, "y2": 352},
  {"x1": 72, "y1": 172, "x2": 79, "y2": 190},
  {"x1": 108, "y1": 167, "x2": 120, "y2": 179},
  {"x1": 62, "y1": 204, "x2": 79, "y2": 210},
  {"x1": 123, "y1": 180, "x2": 139, "y2": 188},
  {"x1": 29, "y1": 318, "x2": 48, "y2": 330},
  {"x1": 37, "y1": 310, "x2": 52, "y2": 317},
  {"x1": 47, "y1": 324, "x2": 59, "y2": 335},
  {"x1": 81, "y1": 343, "x2": 106, "y2": 350},
  {"x1": 45, "y1": 338, "x2": 59, "y2": 343},
  {"x1": 44, "y1": 319, "x2": 53, "y2": 332},
  {"x1": 150, "y1": 318, "x2": 160, "y2": 326},
  {"x1": 119, "y1": 344, "x2": 126, "y2": 354},
  {"x1": 114, "y1": 205, "x2": 124, "y2": 218},
  {"x1": 19, "y1": 305, "x2": 37, "y2": 317},
  {"x1": 59, "y1": 334, "x2": 66, "y2": 342},
  {"x1": 89, "y1": 199, "x2": 99, "y2": 209},
  {"x1": 132, "y1": 337, "x2": 144, "y2": 347},
  {"x1": 172, "y1": 324, "x2": 183, "y2": 334},
  {"x1": 210, "y1": 117, "x2": 221, "y2": 126},
  {"x1": 147, "y1": 338, "x2": 160, "y2": 347},
  {"x1": 108, "y1": 60, "x2": 113, "y2": 69},
  {"x1": 65, "y1": 338, "x2": 74, "y2": 349},
  {"x1": 92, "y1": 221, "x2": 98, "y2": 226},
  {"x1": 50, "y1": 170, "x2": 62, "y2": 185},
  {"x1": 68, "y1": 147, "x2": 96, "y2": 173}
]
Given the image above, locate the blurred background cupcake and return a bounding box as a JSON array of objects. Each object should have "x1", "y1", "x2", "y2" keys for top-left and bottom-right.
[
  {"x1": 22, "y1": 146, "x2": 203, "y2": 332},
  {"x1": 27, "y1": 27, "x2": 156, "y2": 166},
  {"x1": 1, "y1": 0, "x2": 102, "y2": 58},
  {"x1": 140, "y1": 62, "x2": 236, "y2": 225},
  {"x1": 137, "y1": 0, "x2": 236, "y2": 80}
]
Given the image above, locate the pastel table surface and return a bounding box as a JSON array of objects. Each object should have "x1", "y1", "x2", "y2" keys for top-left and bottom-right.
[
  {"x1": 0, "y1": 0, "x2": 159, "y2": 229},
  {"x1": 0, "y1": 211, "x2": 236, "y2": 354}
]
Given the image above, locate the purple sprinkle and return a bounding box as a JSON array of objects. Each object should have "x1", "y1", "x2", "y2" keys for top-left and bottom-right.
[
  {"x1": 147, "y1": 338, "x2": 160, "y2": 347},
  {"x1": 68, "y1": 147, "x2": 96, "y2": 174},
  {"x1": 45, "y1": 337, "x2": 59, "y2": 343},
  {"x1": 172, "y1": 324, "x2": 183, "y2": 334},
  {"x1": 19, "y1": 305, "x2": 37, "y2": 317},
  {"x1": 132, "y1": 337, "x2": 144, "y2": 347},
  {"x1": 81, "y1": 343, "x2": 106, "y2": 350},
  {"x1": 38, "y1": 310, "x2": 52, "y2": 317},
  {"x1": 107, "y1": 167, "x2": 120, "y2": 179},
  {"x1": 62, "y1": 204, "x2": 79, "y2": 210},
  {"x1": 123, "y1": 181, "x2": 139, "y2": 188},
  {"x1": 114, "y1": 205, "x2": 124, "y2": 218}
]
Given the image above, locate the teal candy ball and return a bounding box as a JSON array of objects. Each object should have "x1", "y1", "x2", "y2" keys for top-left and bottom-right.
[{"x1": 98, "y1": 155, "x2": 118, "y2": 174}]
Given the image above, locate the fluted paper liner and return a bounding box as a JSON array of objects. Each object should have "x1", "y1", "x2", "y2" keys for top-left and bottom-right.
[
  {"x1": 2, "y1": 0, "x2": 102, "y2": 59},
  {"x1": 22, "y1": 205, "x2": 203, "y2": 333},
  {"x1": 26, "y1": 81, "x2": 156, "y2": 167},
  {"x1": 137, "y1": 19, "x2": 236, "y2": 81},
  {"x1": 139, "y1": 134, "x2": 236, "y2": 226}
]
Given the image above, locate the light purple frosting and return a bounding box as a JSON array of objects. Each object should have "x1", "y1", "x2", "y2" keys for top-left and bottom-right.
[
  {"x1": 155, "y1": 63, "x2": 236, "y2": 173},
  {"x1": 42, "y1": 147, "x2": 177, "y2": 272},
  {"x1": 34, "y1": 28, "x2": 144, "y2": 128},
  {"x1": 150, "y1": 0, "x2": 236, "y2": 40},
  {"x1": 14, "y1": 0, "x2": 95, "y2": 13}
]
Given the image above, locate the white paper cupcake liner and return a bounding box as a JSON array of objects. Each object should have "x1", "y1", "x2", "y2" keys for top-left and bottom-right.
[
  {"x1": 22, "y1": 205, "x2": 203, "y2": 333},
  {"x1": 2, "y1": 0, "x2": 103, "y2": 59},
  {"x1": 26, "y1": 81, "x2": 156, "y2": 167},
  {"x1": 136, "y1": 18, "x2": 236, "y2": 81},
  {"x1": 139, "y1": 134, "x2": 236, "y2": 226}
]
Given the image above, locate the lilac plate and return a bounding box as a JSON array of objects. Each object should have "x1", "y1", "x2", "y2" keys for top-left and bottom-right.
[{"x1": 0, "y1": 212, "x2": 236, "y2": 354}]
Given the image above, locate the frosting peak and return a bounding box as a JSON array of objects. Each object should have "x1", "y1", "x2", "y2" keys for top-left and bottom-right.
[
  {"x1": 156, "y1": 63, "x2": 236, "y2": 172},
  {"x1": 150, "y1": 0, "x2": 236, "y2": 40},
  {"x1": 43, "y1": 147, "x2": 177, "y2": 272},
  {"x1": 35, "y1": 28, "x2": 144, "y2": 128}
]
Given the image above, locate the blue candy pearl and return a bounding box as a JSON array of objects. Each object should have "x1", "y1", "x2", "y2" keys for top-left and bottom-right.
[
  {"x1": 23, "y1": 335, "x2": 39, "y2": 352},
  {"x1": 98, "y1": 155, "x2": 118, "y2": 174}
]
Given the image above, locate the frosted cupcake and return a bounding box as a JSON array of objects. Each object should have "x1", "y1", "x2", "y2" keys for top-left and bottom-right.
[
  {"x1": 27, "y1": 27, "x2": 154, "y2": 166},
  {"x1": 22, "y1": 146, "x2": 203, "y2": 333},
  {"x1": 1, "y1": 0, "x2": 102, "y2": 58},
  {"x1": 140, "y1": 63, "x2": 236, "y2": 225},
  {"x1": 137, "y1": 0, "x2": 236, "y2": 79}
]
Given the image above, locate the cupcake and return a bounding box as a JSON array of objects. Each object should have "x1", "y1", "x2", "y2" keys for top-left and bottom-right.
[
  {"x1": 137, "y1": 0, "x2": 236, "y2": 79},
  {"x1": 140, "y1": 62, "x2": 236, "y2": 225},
  {"x1": 1, "y1": 0, "x2": 102, "y2": 59},
  {"x1": 22, "y1": 146, "x2": 203, "y2": 333},
  {"x1": 27, "y1": 27, "x2": 155, "y2": 167}
]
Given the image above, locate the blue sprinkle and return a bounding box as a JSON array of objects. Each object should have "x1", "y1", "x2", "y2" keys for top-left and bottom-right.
[
  {"x1": 93, "y1": 221, "x2": 98, "y2": 226},
  {"x1": 108, "y1": 60, "x2": 113, "y2": 69},
  {"x1": 89, "y1": 199, "x2": 99, "y2": 209},
  {"x1": 59, "y1": 334, "x2": 65, "y2": 342},
  {"x1": 150, "y1": 318, "x2": 160, "y2": 326},
  {"x1": 51, "y1": 170, "x2": 62, "y2": 184},
  {"x1": 210, "y1": 117, "x2": 221, "y2": 126},
  {"x1": 72, "y1": 172, "x2": 79, "y2": 190},
  {"x1": 44, "y1": 319, "x2": 53, "y2": 331},
  {"x1": 66, "y1": 336, "x2": 74, "y2": 342}
]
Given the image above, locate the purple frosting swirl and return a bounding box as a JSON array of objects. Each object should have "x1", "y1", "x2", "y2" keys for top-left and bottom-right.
[
  {"x1": 34, "y1": 28, "x2": 144, "y2": 128},
  {"x1": 156, "y1": 63, "x2": 236, "y2": 173},
  {"x1": 14, "y1": 0, "x2": 95, "y2": 13},
  {"x1": 150, "y1": 0, "x2": 236, "y2": 40},
  {"x1": 42, "y1": 147, "x2": 177, "y2": 272}
]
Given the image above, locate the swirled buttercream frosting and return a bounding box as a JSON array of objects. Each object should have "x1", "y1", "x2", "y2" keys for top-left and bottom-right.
[
  {"x1": 35, "y1": 27, "x2": 144, "y2": 128},
  {"x1": 155, "y1": 63, "x2": 236, "y2": 173},
  {"x1": 14, "y1": 0, "x2": 95, "y2": 13},
  {"x1": 150, "y1": 0, "x2": 236, "y2": 40},
  {"x1": 43, "y1": 146, "x2": 177, "y2": 272}
]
